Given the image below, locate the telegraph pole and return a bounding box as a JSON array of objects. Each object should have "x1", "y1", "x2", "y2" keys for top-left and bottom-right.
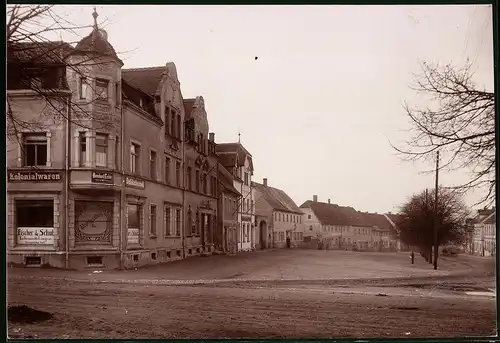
[{"x1": 433, "y1": 151, "x2": 440, "y2": 270}]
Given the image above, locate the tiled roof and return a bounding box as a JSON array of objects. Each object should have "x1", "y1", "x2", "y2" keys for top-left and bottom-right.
[
  {"x1": 7, "y1": 41, "x2": 74, "y2": 64},
  {"x1": 216, "y1": 142, "x2": 253, "y2": 170},
  {"x1": 484, "y1": 212, "x2": 496, "y2": 225},
  {"x1": 253, "y1": 182, "x2": 302, "y2": 214},
  {"x1": 218, "y1": 164, "x2": 241, "y2": 196},
  {"x1": 75, "y1": 29, "x2": 122, "y2": 65},
  {"x1": 122, "y1": 66, "x2": 165, "y2": 96},
  {"x1": 217, "y1": 152, "x2": 238, "y2": 170},
  {"x1": 385, "y1": 213, "x2": 404, "y2": 227},
  {"x1": 300, "y1": 200, "x2": 395, "y2": 230}
]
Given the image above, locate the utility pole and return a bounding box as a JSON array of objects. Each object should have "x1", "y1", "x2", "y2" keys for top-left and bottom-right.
[{"x1": 433, "y1": 151, "x2": 440, "y2": 270}]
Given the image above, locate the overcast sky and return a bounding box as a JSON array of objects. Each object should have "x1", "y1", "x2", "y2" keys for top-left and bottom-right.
[{"x1": 53, "y1": 5, "x2": 494, "y2": 213}]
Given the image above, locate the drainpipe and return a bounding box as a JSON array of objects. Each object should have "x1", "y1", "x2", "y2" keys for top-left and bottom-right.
[
  {"x1": 181, "y1": 136, "x2": 186, "y2": 259},
  {"x1": 119, "y1": 99, "x2": 125, "y2": 270},
  {"x1": 64, "y1": 96, "x2": 71, "y2": 269}
]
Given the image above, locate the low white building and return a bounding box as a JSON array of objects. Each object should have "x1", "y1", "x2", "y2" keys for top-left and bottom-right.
[{"x1": 472, "y1": 208, "x2": 496, "y2": 256}]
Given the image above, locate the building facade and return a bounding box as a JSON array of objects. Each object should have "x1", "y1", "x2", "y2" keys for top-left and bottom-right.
[
  {"x1": 299, "y1": 196, "x2": 399, "y2": 251},
  {"x1": 7, "y1": 10, "x2": 221, "y2": 269},
  {"x1": 472, "y1": 208, "x2": 496, "y2": 257},
  {"x1": 253, "y1": 178, "x2": 304, "y2": 249},
  {"x1": 216, "y1": 163, "x2": 241, "y2": 254},
  {"x1": 216, "y1": 142, "x2": 256, "y2": 251}
]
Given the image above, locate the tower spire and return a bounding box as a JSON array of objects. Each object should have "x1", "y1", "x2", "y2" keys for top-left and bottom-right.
[
  {"x1": 92, "y1": 7, "x2": 99, "y2": 30},
  {"x1": 238, "y1": 131, "x2": 241, "y2": 143}
]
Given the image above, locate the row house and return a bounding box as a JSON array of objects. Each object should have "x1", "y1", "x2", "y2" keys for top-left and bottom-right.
[
  {"x1": 216, "y1": 142, "x2": 255, "y2": 251},
  {"x1": 300, "y1": 196, "x2": 399, "y2": 251},
  {"x1": 216, "y1": 163, "x2": 241, "y2": 254},
  {"x1": 471, "y1": 208, "x2": 496, "y2": 257},
  {"x1": 253, "y1": 178, "x2": 305, "y2": 249},
  {"x1": 6, "y1": 10, "x2": 220, "y2": 269}
]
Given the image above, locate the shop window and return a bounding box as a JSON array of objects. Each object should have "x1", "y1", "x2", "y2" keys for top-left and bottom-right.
[
  {"x1": 23, "y1": 133, "x2": 48, "y2": 167},
  {"x1": 133, "y1": 254, "x2": 139, "y2": 262},
  {"x1": 95, "y1": 133, "x2": 108, "y2": 167},
  {"x1": 95, "y1": 78, "x2": 109, "y2": 100},
  {"x1": 74, "y1": 201, "x2": 113, "y2": 244},
  {"x1": 16, "y1": 200, "x2": 54, "y2": 246},
  {"x1": 130, "y1": 142, "x2": 141, "y2": 174},
  {"x1": 127, "y1": 203, "x2": 141, "y2": 245},
  {"x1": 151, "y1": 252, "x2": 157, "y2": 261}
]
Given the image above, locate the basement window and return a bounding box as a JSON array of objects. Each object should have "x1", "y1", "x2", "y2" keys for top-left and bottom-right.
[
  {"x1": 25, "y1": 256, "x2": 41, "y2": 266},
  {"x1": 86, "y1": 256, "x2": 103, "y2": 266}
]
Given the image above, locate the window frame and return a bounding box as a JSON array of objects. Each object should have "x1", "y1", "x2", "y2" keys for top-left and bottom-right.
[
  {"x1": 95, "y1": 133, "x2": 108, "y2": 168},
  {"x1": 149, "y1": 149, "x2": 158, "y2": 180},
  {"x1": 130, "y1": 141, "x2": 141, "y2": 175},
  {"x1": 149, "y1": 204, "x2": 157, "y2": 237},
  {"x1": 22, "y1": 132, "x2": 49, "y2": 167},
  {"x1": 95, "y1": 78, "x2": 109, "y2": 100}
]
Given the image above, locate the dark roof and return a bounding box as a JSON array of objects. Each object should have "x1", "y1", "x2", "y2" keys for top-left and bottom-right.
[
  {"x1": 216, "y1": 142, "x2": 253, "y2": 170},
  {"x1": 122, "y1": 80, "x2": 163, "y2": 125},
  {"x1": 122, "y1": 66, "x2": 165, "y2": 96},
  {"x1": 183, "y1": 98, "x2": 196, "y2": 119},
  {"x1": 7, "y1": 41, "x2": 74, "y2": 65},
  {"x1": 386, "y1": 213, "x2": 404, "y2": 227},
  {"x1": 218, "y1": 164, "x2": 241, "y2": 196},
  {"x1": 217, "y1": 153, "x2": 238, "y2": 170},
  {"x1": 75, "y1": 29, "x2": 122, "y2": 65},
  {"x1": 253, "y1": 182, "x2": 302, "y2": 214},
  {"x1": 300, "y1": 200, "x2": 394, "y2": 230},
  {"x1": 484, "y1": 212, "x2": 496, "y2": 225}
]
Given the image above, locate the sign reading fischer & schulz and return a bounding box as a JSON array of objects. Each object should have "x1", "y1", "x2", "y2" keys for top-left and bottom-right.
[
  {"x1": 125, "y1": 176, "x2": 145, "y2": 189},
  {"x1": 91, "y1": 171, "x2": 114, "y2": 184},
  {"x1": 17, "y1": 227, "x2": 55, "y2": 245},
  {"x1": 8, "y1": 171, "x2": 62, "y2": 182}
]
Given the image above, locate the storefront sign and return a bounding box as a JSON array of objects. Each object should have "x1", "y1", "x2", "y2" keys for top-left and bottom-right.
[
  {"x1": 125, "y1": 176, "x2": 145, "y2": 189},
  {"x1": 91, "y1": 171, "x2": 114, "y2": 184},
  {"x1": 8, "y1": 171, "x2": 61, "y2": 182},
  {"x1": 17, "y1": 227, "x2": 55, "y2": 245},
  {"x1": 127, "y1": 228, "x2": 139, "y2": 244}
]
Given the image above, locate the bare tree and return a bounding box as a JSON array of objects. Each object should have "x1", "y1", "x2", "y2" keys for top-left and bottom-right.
[
  {"x1": 6, "y1": 5, "x2": 122, "y2": 153},
  {"x1": 391, "y1": 60, "x2": 495, "y2": 206},
  {"x1": 396, "y1": 187, "x2": 471, "y2": 264}
]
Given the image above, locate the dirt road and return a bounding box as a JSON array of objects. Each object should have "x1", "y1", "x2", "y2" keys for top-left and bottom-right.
[{"x1": 8, "y1": 275, "x2": 496, "y2": 339}]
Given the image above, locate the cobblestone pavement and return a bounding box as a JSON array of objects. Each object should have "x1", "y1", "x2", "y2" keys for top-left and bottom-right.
[{"x1": 7, "y1": 250, "x2": 496, "y2": 339}]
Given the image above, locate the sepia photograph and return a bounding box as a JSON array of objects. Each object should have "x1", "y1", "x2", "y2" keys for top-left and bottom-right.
[{"x1": 6, "y1": 3, "x2": 497, "y2": 339}]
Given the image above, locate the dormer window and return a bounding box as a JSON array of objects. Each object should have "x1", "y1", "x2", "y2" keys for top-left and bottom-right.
[{"x1": 95, "y1": 78, "x2": 109, "y2": 100}]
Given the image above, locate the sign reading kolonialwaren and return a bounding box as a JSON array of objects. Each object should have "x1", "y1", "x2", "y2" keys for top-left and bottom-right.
[
  {"x1": 91, "y1": 171, "x2": 114, "y2": 184},
  {"x1": 17, "y1": 227, "x2": 55, "y2": 245},
  {"x1": 127, "y1": 228, "x2": 140, "y2": 244},
  {"x1": 8, "y1": 171, "x2": 62, "y2": 182},
  {"x1": 125, "y1": 176, "x2": 145, "y2": 189}
]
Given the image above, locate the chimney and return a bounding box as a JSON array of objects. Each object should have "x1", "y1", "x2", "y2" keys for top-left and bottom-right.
[
  {"x1": 328, "y1": 199, "x2": 331, "y2": 204},
  {"x1": 209, "y1": 132, "x2": 215, "y2": 142},
  {"x1": 263, "y1": 178, "x2": 268, "y2": 187},
  {"x1": 313, "y1": 195, "x2": 318, "y2": 202}
]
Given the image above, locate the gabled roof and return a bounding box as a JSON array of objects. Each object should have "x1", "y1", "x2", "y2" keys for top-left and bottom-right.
[
  {"x1": 121, "y1": 80, "x2": 163, "y2": 125},
  {"x1": 300, "y1": 200, "x2": 395, "y2": 230},
  {"x1": 122, "y1": 66, "x2": 165, "y2": 96},
  {"x1": 484, "y1": 212, "x2": 496, "y2": 225},
  {"x1": 253, "y1": 182, "x2": 302, "y2": 214},
  {"x1": 217, "y1": 152, "x2": 238, "y2": 170},
  {"x1": 218, "y1": 164, "x2": 241, "y2": 196},
  {"x1": 216, "y1": 142, "x2": 253, "y2": 171}
]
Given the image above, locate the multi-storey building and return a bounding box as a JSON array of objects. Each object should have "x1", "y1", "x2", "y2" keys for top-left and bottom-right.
[
  {"x1": 7, "y1": 9, "x2": 220, "y2": 269},
  {"x1": 253, "y1": 178, "x2": 304, "y2": 249},
  {"x1": 216, "y1": 163, "x2": 241, "y2": 254},
  {"x1": 300, "y1": 196, "x2": 399, "y2": 251},
  {"x1": 216, "y1": 142, "x2": 255, "y2": 251}
]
